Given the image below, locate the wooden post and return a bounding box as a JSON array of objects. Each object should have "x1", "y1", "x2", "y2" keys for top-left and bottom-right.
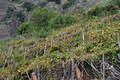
[
  {"x1": 26, "y1": 71, "x2": 31, "y2": 80},
  {"x1": 117, "y1": 33, "x2": 120, "y2": 48},
  {"x1": 70, "y1": 59, "x2": 75, "y2": 80},
  {"x1": 102, "y1": 54, "x2": 105, "y2": 80},
  {"x1": 37, "y1": 66, "x2": 40, "y2": 80},
  {"x1": 62, "y1": 62, "x2": 65, "y2": 80}
]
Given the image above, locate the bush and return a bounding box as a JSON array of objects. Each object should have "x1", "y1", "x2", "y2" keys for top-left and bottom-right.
[
  {"x1": 17, "y1": 8, "x2": 60, "y2": 37},
  {"x1": 62, "y1": 1, "x2": 71, "y2": 9},
  {"x1": 30, "y1": 8, "x2": 59, "y2": 27},
  {"x1": 22, "y1": 1, "x2": 34, "y2": 11},
  {"x1": 113, "y1": 0, "x2": 120, "y2": 6},
  {"x1": 86, "y1": 0, "x2": 120, "y2": 17},
  {"x1": 49, "y1": 14, "x2": 77, "y2": 29},
  {"x1": 62, "y1": 0, "x2": 77, "y2": 9},
  {"x1": 86, "y1": 4, "x2": 118, "y2": 17},
  {"x1": 15, "y1": 10, "x2": 25, "y2": 22},
  {"x1": 6, "y1": 7, "x2": 25, "y2": 22},
  {"x1": 48, "y1": 0, "x2": 61, "y2": 4},
  {"x1": 17, "y1": 22, "x2": 31, "y2": 34},
  {"x1": 18, "y1": 8, "x2": 78, "y2": 38},
  {"x1": 38, "y1": 0, "x2": 47, "y2": 7},
  {"x1": 11, "y1": 0, "x2": 22, "y2": 3},
  {"x1": 33, "y1": 28, "x2": 50, "y2": 38}
]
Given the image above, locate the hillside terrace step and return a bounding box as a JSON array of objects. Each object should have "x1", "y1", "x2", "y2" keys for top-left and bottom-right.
[
  {"x1": 0, "y1": 24, "x2": 10, "y2": 38},
  {"x1": 0, "y1": 24, "x2": 9, "y2": 29},
  {"x1": 0, "y1": 9, "x2": 6, "y2": 15}
]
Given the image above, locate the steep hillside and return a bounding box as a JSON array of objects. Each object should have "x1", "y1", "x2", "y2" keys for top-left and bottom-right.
[
  {"x1": 0, "y1": 0, "x2": 120, "y2": 80},
  {"x1": 0, "y1": 13, "x2": 120, "y2": 79},
  {"x1": 0, "y1": 0, "x2": 102, "y2": 40}
]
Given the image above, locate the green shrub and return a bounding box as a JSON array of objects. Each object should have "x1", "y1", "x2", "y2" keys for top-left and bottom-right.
[
  {"x1": 113, "y1": 0, "x2": 120, "y2": 6},
  {"x1": 86, "y1": 4, "x2": 118, "y2": 17},
  {"x1": 18, "y1": 8, "x2": 78, "y2": 38},
  {"x1": 62, "y1": 1, "x2": 72, "y2": 9},
  {"x1": 17, "y1": 22, "x2": 31, "y2": 34},
  {"x1": 22, "y1": 1, "x2": 34, "y2": 11},
  {"x1": 15, "y1": 10, "x2": 25, "y2": 22},
  {"x1": 48, "y1": 0, "x2": 61, "y2": 4},
  {"x1": 33, "y1": 29, "x2": 50, "y2": 38},
  {"x1": 11, "y1": 0, "x2": 23, "y2": 3},
  {"x1": 38, "y1": 0, "x2": 47, "y2": 7},
  {"x1": 17, "y1": 8, "x2": 60, "y2": 37},
  {"x1": 87, "y1": 0, "x2": 120, "y2": 17},
  {"x1": 30, "y1": 8, "x2": 59, "y2": 27},
  {"x1": 6, "y1": 7, "x2": 25, "y2": 22},
  {"x1": 49, "y1": 14, "x2": 77, "y2": 29},
  {"x1": 62, "y1": 0, "x2": 77, "y2": 9}
]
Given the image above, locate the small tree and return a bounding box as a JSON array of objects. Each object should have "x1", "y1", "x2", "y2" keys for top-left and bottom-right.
[
  {"x1": 47, "y1": 0, "x2": 61, "y2": 4},
  {"x1": 49, "y1": 14, "x2": 77, "y2": 29},
  {"x1": 17, "y1": 22, "x2": 31, "y2": 34},
  {"x1": 30, "y1": 8, "x2": 59, "y2": 27},
  {"x1": 22, "y1": 1, "x2": 34, "y2": 11}
]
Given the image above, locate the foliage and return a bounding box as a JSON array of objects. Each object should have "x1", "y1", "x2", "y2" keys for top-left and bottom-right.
[
  {"x1": 96, "y1": 0, "x2": 112, "y2": 7},
  {"x1": 16, "y1": 8, "x2": 60, "y2": 37},
  {"x1": 96, "y1": 0, "x2": 120, "y2": 7},
  {"x1": 18, "y1": 8, "x2": 79, "y2": 38},
  {"x1": 1, "y1": 1, "x2": 120, "y2": 79},
  {"x1": 49, "y1": 14, "x2": 77, "y2": 29},
  {"x1": 17, "y1": 22, "x2": 31, "y2": 34},
  {"x1": 38, "y1": 0, "x2": 48, "y2": 7},
  {"x1": 113, "y1": 0, "x2": 120, "y2": 6},
  {"x1": 86, "y1": 4, "x2": 119, "y2": 17},
  {"x1": 62, "y1": 0, "x2": 77, "y2": 9},
  {"x1": 6, "y1": 7, "x2": 15, "y2": 18},
  {"x1": 11, "y1": 0, "x2": 23, "y2": 3},
  {"x1": 30, "y1": 8, "x2": 59, "y2": 27},
  {"x1": 86, "y1": 0, "x2": 120, "y2": 17},
  {"x1": 62, "y1": 1, "x2": 72, "y2": 9},
  {"x1": 6, "y1": 7, "x2": 25, "y2": 22},
  {"x1": 1, "y1": 13, "x2": 120, "y2": 79},
  {"x1": 22, "y1": 1, "x2": 35, "y2": 11},
  {"x1": 48, "y1": 0, "x2": 61, "y2": 4}
]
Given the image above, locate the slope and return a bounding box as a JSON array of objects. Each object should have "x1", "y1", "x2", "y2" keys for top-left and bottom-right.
[{"x1": 0, "y1": 12, "x2": 119, "y2": 79}]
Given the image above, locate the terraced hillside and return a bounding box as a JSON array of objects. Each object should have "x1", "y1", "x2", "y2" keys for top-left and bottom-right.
[
  {"x1": 0, "y1": 0, "x2": 120, "y2": 80},
  {"x1": 0, "y1": 13, "x2": 119, "y2": 79}
]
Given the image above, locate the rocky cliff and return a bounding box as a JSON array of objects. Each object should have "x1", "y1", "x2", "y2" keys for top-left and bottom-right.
[
  {"x1": 0, "y1": 0, "x2": 24, "y2": 39},
  {"x1": 0, "y1": 0, "x2": 102, "y2": 40},
  {"x1": 0, "y1": 0, "x2": 10, "y2": 39}
]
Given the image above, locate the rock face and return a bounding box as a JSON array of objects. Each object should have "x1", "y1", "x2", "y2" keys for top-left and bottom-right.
[
  {"x1": 46, "y1": 0, "x2": 101, "y2": 12},
  {"x1": 0, "y1": 0, "x2": 10, "y2": 39},
  {"x1": 0, "y1": 0, "x2": 21, "y2": 40},
  {"x1": 0, "y1": 0, "x2": 101, "y2": 40},
  {"x1": 77, "y1": 0, "x2": 101, "y2": 8}
]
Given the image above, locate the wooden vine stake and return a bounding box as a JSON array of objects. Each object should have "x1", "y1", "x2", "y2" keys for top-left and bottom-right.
[
  {"x1": 102, "y1": 25, "x2": 105, "y2": 80},
  {"x1": 117, "y1": 33, "x2": 120, "y2": 48},
  {"x1": 70, "y1": 59, "x2": 75, "y2": 80}
]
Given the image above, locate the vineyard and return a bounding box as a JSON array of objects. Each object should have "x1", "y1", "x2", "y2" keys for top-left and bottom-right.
[
  {"x1": 0, "y1": 0, "x2": 120, "y2": 80},
  {"x1": 0, "y1": 12, "x2": 119, "y2": 79}
]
